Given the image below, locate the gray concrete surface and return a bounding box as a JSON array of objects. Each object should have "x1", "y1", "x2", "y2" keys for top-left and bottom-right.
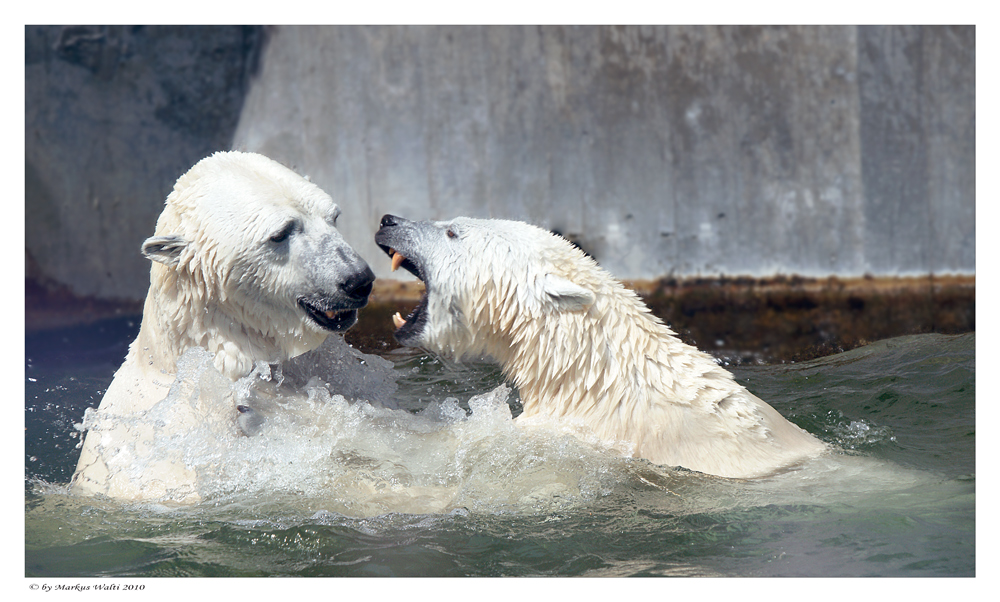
[
  {"x1": 25, "y1": 25, "x2": 265, "y2": 299},
  {"x1": 25, "y1": 25, "x2": 975, "y2": 302}
]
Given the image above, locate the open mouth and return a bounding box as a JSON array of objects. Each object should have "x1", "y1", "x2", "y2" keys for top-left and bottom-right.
[
  {"x1": 297, "y1": 296, "x2": 359, "y2": 332},
  {"x1": 375, "y1": 244, "x2": 429, "y2": 344}
]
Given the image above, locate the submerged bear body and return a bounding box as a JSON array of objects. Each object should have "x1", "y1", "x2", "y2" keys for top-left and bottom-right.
[{"x1": 71, "y1": 151, "x2": 374, "y2": 502}]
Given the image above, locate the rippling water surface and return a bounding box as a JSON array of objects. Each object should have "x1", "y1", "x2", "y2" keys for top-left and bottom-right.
[{"x1": 25, "y1": 330, "x2": 974, "y2": 578}]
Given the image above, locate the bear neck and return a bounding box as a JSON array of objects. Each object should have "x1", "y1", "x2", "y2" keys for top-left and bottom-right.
[
  {"x1": 483, "y1": 283, "x2": 738, "y2": 426},
  {"x1": 133, "y1": 265, "x2": 319, "y2": 381}
]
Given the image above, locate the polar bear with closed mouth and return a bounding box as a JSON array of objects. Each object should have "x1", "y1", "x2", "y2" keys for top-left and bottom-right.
[
  {"x1": 375, "y1": 214, "x2": 827, "y2": 479},
  {"x1": 71, "y1": 151, "x2": 375, "y2": 502}
]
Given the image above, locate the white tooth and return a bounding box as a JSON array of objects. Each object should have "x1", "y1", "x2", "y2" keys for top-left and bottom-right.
[
  {"x1": 325, "y1": 310, "x2": 338, "y2": 319},
  {"x1": 392, "y1": 312, "x2": 406, "y2": 329}
]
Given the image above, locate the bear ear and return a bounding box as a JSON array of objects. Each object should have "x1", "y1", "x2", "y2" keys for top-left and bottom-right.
[
  {"x1": 142, "y1": 235, "x2": 189, "y2": 267},
  {"x1": 541, "y1": 273, "x2": 595, "y2": 312}
]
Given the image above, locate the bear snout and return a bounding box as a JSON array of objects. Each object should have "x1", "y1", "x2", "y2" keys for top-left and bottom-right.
[
  {"x1": 341, "y1": 266, "x2": 375, "y2": 301},
  {"x1": 380, "y1": 214, "x2": 403, "y2": 228}
]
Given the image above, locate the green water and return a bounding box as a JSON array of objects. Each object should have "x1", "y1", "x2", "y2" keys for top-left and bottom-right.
[{"x1": 25, "y1": 332, "x2": 974, "y2": 577}]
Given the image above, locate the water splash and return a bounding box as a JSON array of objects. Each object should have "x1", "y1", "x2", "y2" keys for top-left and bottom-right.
[
  {"x1": 70, "y1": 337, "x2": 635, "y2": 516},
  {"x1": 65, "y1": 334, "x2": 959, "y2": 520},
  {"x1": 31, "y1": 334, "x2": 974, "y2": 577},
  {"x1": 834, "y1": 419, "x2": 897, "y2": 449}
]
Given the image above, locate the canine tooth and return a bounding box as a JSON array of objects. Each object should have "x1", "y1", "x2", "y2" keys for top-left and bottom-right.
[
  {"x1": 392, "y1": 312, "x2": 406, "y2": 329},
  {"x1": 390, "y1": 250, "x2": 406, "y2": 272},
  {"x1": 325, "y1": 310, "x2": 338, "y2": 319}
]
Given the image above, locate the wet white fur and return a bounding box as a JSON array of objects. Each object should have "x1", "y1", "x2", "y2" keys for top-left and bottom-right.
[
  {"x1": 410, "y1": 217, "x2": 827, "y2": 478},
  {"x1": 71, "y1": 152, "x2": 358, "y2": 502}
]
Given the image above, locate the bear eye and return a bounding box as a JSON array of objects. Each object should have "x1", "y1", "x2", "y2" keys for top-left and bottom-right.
[
  {"x1": 269, "y1": 221, "x2": 296, "y2": 244},
  {"x1": 447, "y1": 229, "x2": 457, "y2": 239}
]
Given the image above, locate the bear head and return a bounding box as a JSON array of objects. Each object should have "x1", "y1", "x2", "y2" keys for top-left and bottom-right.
[
  {"x1": 140, "y1": 151, "x2": 374, "y2": 378},
  {"x1": 374, "y1": 214, "x2": 597, "y2": 359}
]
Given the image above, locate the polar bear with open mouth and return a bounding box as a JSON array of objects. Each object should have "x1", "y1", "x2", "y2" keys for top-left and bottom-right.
[
  {"x1": 71, "y1": 151, "x2": 375, "y2": 502},
  {"x1": 375, "y1": 214, "x2": 826, "y2": 479}
]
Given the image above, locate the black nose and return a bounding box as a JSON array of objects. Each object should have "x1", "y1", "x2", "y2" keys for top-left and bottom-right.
[
  {"x1": 380, "y1": 214, "x2": 400, "y2": 228},
  {"x1": 341, "y1": 266, "x2": 375, "y2": 301}
]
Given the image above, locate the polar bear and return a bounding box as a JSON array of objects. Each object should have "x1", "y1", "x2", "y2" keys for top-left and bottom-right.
[
  {"x1": 374, "y1": 214, "x2": 827, "y2": 479},
  {"x1": 70, "y1": 151, "x2": 375, "y2": 502}
]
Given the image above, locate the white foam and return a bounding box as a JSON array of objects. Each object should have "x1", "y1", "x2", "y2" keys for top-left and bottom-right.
[{"x1": 78, "y1": 339, "x2": 629, "y2": 516}]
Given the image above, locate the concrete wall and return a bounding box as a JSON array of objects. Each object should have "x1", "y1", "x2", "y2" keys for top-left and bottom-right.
[
  {"x1": 25, "y1": 25, "x2": 975, "y2": 302},
  {"x1": 25, "y1": 25, "x2": 265, "y2": 299}
]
